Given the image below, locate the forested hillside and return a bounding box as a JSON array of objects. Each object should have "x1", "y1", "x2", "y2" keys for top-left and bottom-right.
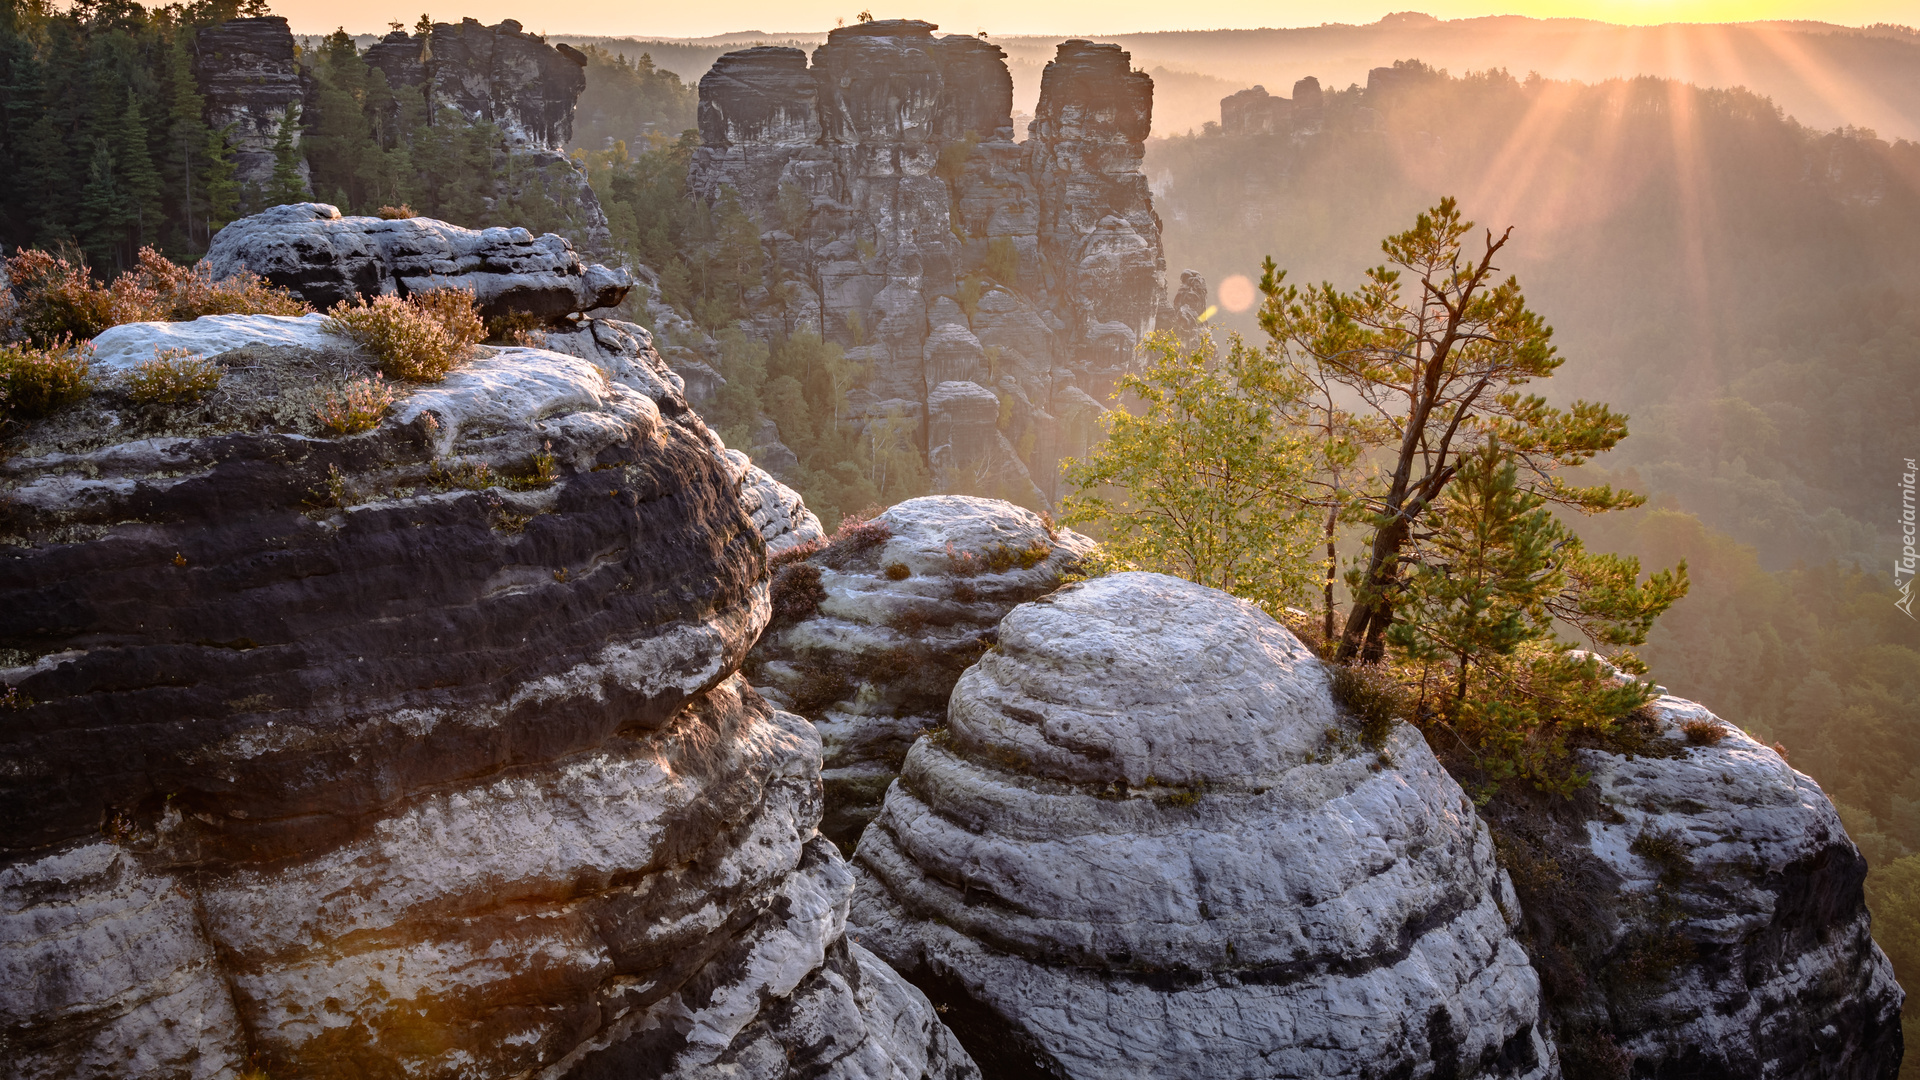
[{"x1": 1148, "y1": 64, "x2": 1920, "y2": 1048}]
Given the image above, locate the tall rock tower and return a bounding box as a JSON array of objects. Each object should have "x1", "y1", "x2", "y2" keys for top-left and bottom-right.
[{"x1": 690, "y1": 21, "x2": 1196, "y2": 505}]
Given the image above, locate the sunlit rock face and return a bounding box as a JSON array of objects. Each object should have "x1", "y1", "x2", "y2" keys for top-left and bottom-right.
[
  {"x1": 0, "y1": 314, "x2": 970, "y2": 1079},
  {"x1": 850, "y1": 572, "x2": 1557, "y2": 1080},
  {"x1": 203, "y1": 203, "x2": 631, "y2": 319},
  {"x1": 1488, "y1": 694, "x2": 1906, "y2": 1079},
  {"x1": 690, "y1": 23, "x2": 1199, "y2": 503},
  {"x1": 746, "y1": 496, "x2": 1093, "y2": 850}
]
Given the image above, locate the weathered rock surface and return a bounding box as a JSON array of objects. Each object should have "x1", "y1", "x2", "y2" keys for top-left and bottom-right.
[
  {"x1": 1486, "y1": 693, "x2": 1905, "y2": 1078},
  {"x1": 203, "y1": 202, "x2": 630, "y2": 318},
  {"x1": 850, "y1": 572, "x2": 1555, "y2": 1079},
  {"x1": 193, "y1": 16, "x2": 309, "y2": 203},
  {"x1": 748, "y1": 496, "x2": 1092, "y2": 851},
  {"x1": 691, "y1": 22, "x2": 1196, "y2": 502},
  {"x1": 0, "y1": 314, "x2": 971, "y2": 1079}
]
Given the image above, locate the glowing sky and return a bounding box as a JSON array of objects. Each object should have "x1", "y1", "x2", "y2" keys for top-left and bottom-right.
[{"x1": 282, "y1": 0, "x2": 1914, "y2": 39}]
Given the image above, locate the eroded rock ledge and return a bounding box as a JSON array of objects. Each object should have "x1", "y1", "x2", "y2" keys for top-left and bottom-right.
[
  {"x1": 850, "y1": 571, "x2": 1555, "y2": 1080},
  {"x1": 0, "y1": 315, "x2": 961, "y2": 1079}
]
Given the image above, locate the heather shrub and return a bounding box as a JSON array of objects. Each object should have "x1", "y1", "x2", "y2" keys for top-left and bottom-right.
[
  {"x1": 324, "y1": 288, "x2": 483, "y2": 382},
  {"x1": 0, "y1": 338, "x2": 93, "y2": 423},
  {"x1": 124, "y1": 349, "x2": 222, "y2": 405},
  {"x1": 1, "y1": 247, "x2": 307, "y2": 346},
  {"x1": 113, "y1": 248, "x2": 308, "y2": 322},
  {"x1": 313, "y1": 375, "x2": 397, "y2": 435}
]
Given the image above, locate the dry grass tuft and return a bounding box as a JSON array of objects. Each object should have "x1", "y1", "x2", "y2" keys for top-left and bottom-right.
[
  {"x1": 1681, "y1": 717, "x2": 1730, "y2": 746},
  {"x1": 376, "y1": 204, "x2": 416, "y2": 220}
]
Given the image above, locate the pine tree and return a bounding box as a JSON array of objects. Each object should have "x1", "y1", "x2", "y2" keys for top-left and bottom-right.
[
  {"x1": 160, "y1": 28, "x2": 212, "y2": 253},
  {"x1": 203, "y1": 122, "x2": 238, "y2": 232},
  {"x1": 112, "y1": 86, "x2": 163, "y2": 259},
  {"x1": 75, "y1": 135, "x2": 120, "y2": 265},
  {"x1": 265, "y1": 102, "x2": 306, "y2": 207}
]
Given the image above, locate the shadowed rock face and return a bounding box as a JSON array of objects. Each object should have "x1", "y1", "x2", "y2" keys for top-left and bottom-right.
[
  {"x1": 0, "y1": 314, "x2": 972, "y2": 1079},
  {"x1": 691, "y1": 24, "x2": 1196, "y2": 505},
  {"x1": 194, "y1": 16, "x2": 308, "y2": 200},
  {"x1": 746, "y1": 496, "x2": 1092, "y2": 850},
  {"x1": 849, "y1": 572, "x2": 1557, "y2": 1080},
  {"x1": 1487, "y1": 694, "x2": 1905, "y2": 1079},
  {"x1": 202, "y1": 203, "x2": 630, "y2": 318}
]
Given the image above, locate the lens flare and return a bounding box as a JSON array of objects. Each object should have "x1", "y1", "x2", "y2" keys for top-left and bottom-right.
[{"x1": 1218, "y1": 274, "x2": 1255, "y2": 313}]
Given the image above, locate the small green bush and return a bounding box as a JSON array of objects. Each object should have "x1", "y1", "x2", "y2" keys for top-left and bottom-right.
[
  {"x1": 324, "y1": 288, "x2": 484, "y2": 382},
  {"x1": 124, "y1": 349, "x2": 221, "y2": 405},
  {"x1": 313, "y1": 375, "x2": 397, "y2": 435},
  {"x1": 0, "y1": 338, "x2": 93, "y2": 423}
]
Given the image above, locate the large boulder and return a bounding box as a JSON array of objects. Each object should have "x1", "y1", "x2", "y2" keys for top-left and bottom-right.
[
  {"x1": 747, "y1": 496, "x2": 1092, "y2": 850},
  {"x1": 0, "y1": 314, "x2": 971, "y2": 1079},
  {"x1": 202, "y1": 203, "x2": 630, "y2": 318},
  {"x1": 850, "y1": 572, "x2": 1555, "y2": 1080},
  {"x1": 1486, "y1": 692, "x2": 1906, "y2": 1077}
]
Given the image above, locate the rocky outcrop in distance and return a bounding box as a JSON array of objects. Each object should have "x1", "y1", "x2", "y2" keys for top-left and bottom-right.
[
  {"x1": 366, "y1": 17, "x2": 588, "y2": 151},
  {"x1": 194, "y1": 16, "x2": 309, "y2": 201},
  {"x1": 203, "y1": 201, "x2": 630, "y2": 319},
  {"x1": 746, "y1": 496, "x2": 1093, "y2": 850},
  {"x1": 362, "y1": 17, "x2": 612, "y2": 253},
  {"x1": 692, "y1": 22, "x2": 1201, "y2": 504},
  {"x1": 1217, "y1": 75, "x2": 1324, "y2": 135},
  {"x1": 0, "y1": 303, "x2": 968, "y2": 1077},
  {"x1": 850, "y1": 572, "x2": 1557, "y2": 1079}
]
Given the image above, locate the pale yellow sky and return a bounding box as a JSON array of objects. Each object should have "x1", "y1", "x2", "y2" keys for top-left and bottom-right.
[{"x1": 283, "y1": 1, "x2": 1915, "y2": 39}]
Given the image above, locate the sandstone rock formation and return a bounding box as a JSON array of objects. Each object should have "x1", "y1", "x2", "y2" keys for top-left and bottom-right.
[
  {"x1": 0, "y1": 313, "x2": 967, "y2": 1078},
  {"x1": 193, "y1": 16, "x2": 309, "y2": 201},
  {"x1": 747, "y1": 496, "x2": 1093, "y2": 850},
  {"x1": 365, "y1": 18, "x2": 611, "y2": 252},
  {"x1": 203, "y1": 202, "x2": 630, "y2": 319},
  {"x1": 1485, "y1": 691, "x2": 1905, "y2": 1077},
  {"x1": 691, "y1": 22, "x2": 1199, "y2": 502},
  {"x1": 850, "y1": 571, "x2": 1556, "y2": 1079}
]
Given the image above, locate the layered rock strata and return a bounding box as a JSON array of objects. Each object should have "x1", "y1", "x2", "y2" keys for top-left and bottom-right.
[
  {"x1": 0, "y1": 313, "x2": 968, "y2": 1078},
  {"x1": 850, "y1": 571, "x2": 1556, "y2": 1080},
  {"x1": 203, "y1": 202, "x2": 630, "y2": 319},
  {"x1": 193, "y1": 16, "x2": 309, "y2": 202},
  {"x1": 693, "y1": 23, "x2": 1197, "y2": 502},
  {"x1": 747, "y1": 496, "x2": 1092, "y2": 850},
  {"x1": 1487, "y1": 692, "x2": 1905, "y2": 1078}
]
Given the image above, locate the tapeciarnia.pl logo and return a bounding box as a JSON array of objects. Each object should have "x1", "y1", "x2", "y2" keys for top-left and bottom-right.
[{"x1": 1900, "y1": 457, "x2": 1916, "y2": 619}]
